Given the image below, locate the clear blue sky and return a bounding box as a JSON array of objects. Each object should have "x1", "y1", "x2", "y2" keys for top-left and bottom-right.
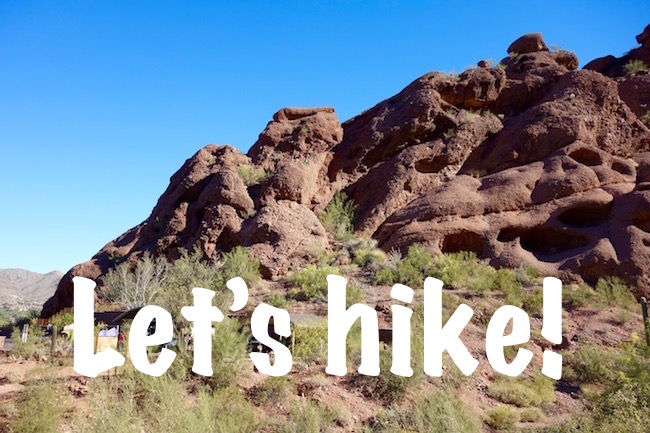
[{"x1": 1, "y1": 1, "x2": 648, "y2": 274}]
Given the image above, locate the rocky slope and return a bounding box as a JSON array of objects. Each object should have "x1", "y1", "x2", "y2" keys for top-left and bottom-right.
[
  {"x1": 43, "y1": 26, "x2": 650, "y2": 317},
  {"x1": 0, "y1": 269, "x2": 62, "y2": 312}
]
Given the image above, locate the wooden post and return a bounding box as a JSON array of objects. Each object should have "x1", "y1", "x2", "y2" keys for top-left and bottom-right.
[{"x1": 51, "y1": 325, "x2": 57, "y2": 354}]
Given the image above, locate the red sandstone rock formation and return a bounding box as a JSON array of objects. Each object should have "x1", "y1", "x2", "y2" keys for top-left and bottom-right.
[{"x1": 42, "y1": 26, "x2": 650, "y2": 317}]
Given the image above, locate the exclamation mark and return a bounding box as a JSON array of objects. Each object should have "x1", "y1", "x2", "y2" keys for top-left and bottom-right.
[{"x1": 541, "y1": 277, "x2": 562, "y2": 379}]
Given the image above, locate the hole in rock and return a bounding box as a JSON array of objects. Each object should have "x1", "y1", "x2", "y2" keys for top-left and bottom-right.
[
  {"x1": 519, "y1": 227, "x2": 589, "y2": 256},
  {"x1": 441, "y1": 231, "x2": 487, "y2": 256},
  {"x1": 568, "y1": 148, "x2": 602, "y2": 166},
  {"x1": 497, "y1": 227, "x2": 522, "y2": 242},
  {"x1": 611, "y1": 161, "x2": 635, "y2": 176},
  {"x1": 557, "y1": 201, "x2": 612, "y2": 227},
  {"x1": 633, "y1": 217, "x2": 650, "y2": 233},
  {"x1": 643, "y1": 239, "x2": 650, "y2": 247},
  {"x1": 637, "y1": 183, "x2": 650, "y2": 191},
  {"x1": 414, "y1": 158, "x2": 444, "y2": 174}
]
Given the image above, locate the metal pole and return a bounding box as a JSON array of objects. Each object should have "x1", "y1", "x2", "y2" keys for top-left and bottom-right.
[{"x1": 641, "y1": 297, "x2": 650, "y2": 347}]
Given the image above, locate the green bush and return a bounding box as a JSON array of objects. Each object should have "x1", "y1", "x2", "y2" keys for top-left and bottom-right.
[
  {"x1": 10, "y1": 381, "x2": 66, "y2": 433},
  {"x1": 488, "y1": 372, "x2": 554, "y2": 407},
  {"x1": 346, "y1": 283, "x2": 366, "y2": 307},
  {"x1": 520, "y1": 407, "x2": 543, "y2": 423},
  {"x1": 266, "y1": 292, "x2": 288, "y2": 309},
  {"x1": 292, "y1": 326, "x2": 328, "y2": 364},
  {"x1": 288, "y1": 264, "x2": 340, "y2": 302},
  {"x1": 319, "y1": 192, "x2": 357, "y2": 240},
  {"x1": 515, "y1": 264, "x2": 540, "y2": 285},
  {"x1": 361, "y1": 347, "x2": 410, "y2": 403},
  {"x1": 371, "y1": 390, "x2": 481, "y2": 432},
  {"x1": 433, "y1": 251, "x2": 496, "y2": 292},
  {"x1": 373, "y1": 244, "x2": 434, "y2": 287},
  {"x1": 206, "y1": 317, "x2": 250, "y2": 389},
  {"x1": 625, "y1": 59, "x2": 648, "y2": 75},
  {"x1": 238, "y1": 165, "x2": 269, "y2": 186},
  {"x1": 217, "y1": 246, "x2": 261, "y2": 288},
  {"x1": 489, "y1": 380, "x2": 544, "y2": 407},
  {"x1": 594, "y1": 277, "x2": 637, "y2": 310},
  {"x1": 79, "y1": 366, "x2": 259, "y2": 433},
  {"x1": 250, "y1": 376, "x2": 294, "y2": 406},
  {"x1": 350, "y1": 238, "x2": 386, "y2": 269},
  {"x1": 10, "y1": 324, "x2": 47, "y2": 360},
  {"x1": 484, "y1": 405, "x2": 519, "y2": 430},
  {"x1": 563, "y1": 283, "x2": 597, "y2": 309},
  {"x1": 280, "y1": 400, "x2": 334, "y2": 433}
]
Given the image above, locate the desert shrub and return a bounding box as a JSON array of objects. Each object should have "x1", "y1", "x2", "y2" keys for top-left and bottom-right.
[
  {"x1": 328, "y1": 401, "x2": 355, "y2": 429},
  {"x1": 374, "y1": 268, "x2": 395, "y2": 286},
  {"x1": 154, "y1": 247, "x2": 221, "y2": 325},
  {"x1": 292, "y1": 326, "x2": 328, "y2": 364},
  {"x1": 350, "y1": 238, "x2": 386, "y2": 269},
  {"x1": 80, "y1": 367, "x2": 258, "y2": 433},
  {"x1": 281, "y1": 400, "x2": 334, "y2": 433},
  {"x1": 459, "y1": 109, "x2": 480, "y2": 123},
  {"x1": 50, "y1": 312, "x2": 74, "y2": 330},
  {"x1": 319, "y1": 192, "x2": 357, "y2": 240},
  {"x1": 288, "y1": 264, "x2": 340, "y2": 302},
  {"x1": 515, "y1": 264, "x2": 540, "y2": 284},
  {"x1": 216, "y1": 246, "x2": 261, "y2": 288},
  {"x1": 361, "y1": 346, "x2": 410, "y2": 403},
  {"x1": 371, "y1": 390, "x2": 481, "y2": 433},
  {"x1": 594, "y1": 276, "x2": 637, "y2": 310},
  {"x1": 489, "y1": 380, "x2": 543, "y2": 407},
  {"x1": 443, "y1": 128, "x2": 456, "y2": 142},
  {"x1": 10, "y1": 324, "x2": 47, "y2": 360},
  {"x1": 433, "y1": 251, "x2": 497, "y2": 292},
  {"x1": 520, "y1": 407, "x2": 543, "y2": 422},
  {"x1": 206, "y1": 316, "x2": 250, "y2": 389},
  {"x1": 373, "y1": 244, "x2": 435, "y2": 288},
  {"x1": 625, "y1": 59, "x2": 648, "y2": 75},
  {"x1": 615, "y1": 308, "x2": 633, "y2": 324},
  {"x1": 563, "y1": 343, "x2": 624, "y2": 384},
  {"x1": 102, "y1": 251, "x2": 168, "y2": 308},
  {"x1": 238, "y1": 165, "x2": 268, "y2": 186},
  {"x1": 563, "y1": 283, "x2": 597, "y2": 309},
  {"x1": 250, "y1": 376, "x2": 294, "y2": 406},
  {"x1": 10, "y1": 381, "x2": 67, "y2": 433},
  {"x1": 523, "y1": 288, "x2": 544, "y2": 315},
  {"x1": 346, "y1": 283, "x2": 366, "y2": 307},
  {"x1": 488, "y1": 372, "x2": 554, "y2": 407},
  {"x1": 541, "y1": 336, "x2": 650, "y2": 433},
  {"x1": 484, "y1": 405, "x2": 519, "y2": 430},
  {"x1": 266, "y1": 292, "x2": 288, "y2": 308}
]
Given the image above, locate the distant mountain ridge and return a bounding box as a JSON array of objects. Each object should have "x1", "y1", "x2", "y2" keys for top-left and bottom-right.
[{"x1": 0, "y1": 268, "x2": 62, "y2": 312}]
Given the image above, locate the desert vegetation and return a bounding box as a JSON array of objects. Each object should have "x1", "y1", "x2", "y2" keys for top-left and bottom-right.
[{"x1": 3, "y1": 233, "x2": 649, "y2": 432}]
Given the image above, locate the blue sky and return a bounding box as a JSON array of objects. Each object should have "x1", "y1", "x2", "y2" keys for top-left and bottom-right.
[{"x1": 1, "y1": 1, "x2": 648, "y2": 274}]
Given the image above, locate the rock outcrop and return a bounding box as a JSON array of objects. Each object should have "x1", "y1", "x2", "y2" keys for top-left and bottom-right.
[{"x1": 43, "y1": 27, "x2": 650, "y2": 317}]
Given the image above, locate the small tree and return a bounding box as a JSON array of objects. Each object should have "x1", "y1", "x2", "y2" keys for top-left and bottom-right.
[{"x1": 102, "y1": 252, "x2": 168, "y2": 309}]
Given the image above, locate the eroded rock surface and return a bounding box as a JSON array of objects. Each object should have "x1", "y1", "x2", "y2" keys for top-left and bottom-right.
[{"x1": 43, "y1": 27, "x2": 650, "y2": 317}]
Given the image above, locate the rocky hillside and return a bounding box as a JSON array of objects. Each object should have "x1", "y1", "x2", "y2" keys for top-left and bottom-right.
[
  {"x1": 43, "y1": 26, "x2": 650, "y2": 317},
  {"x1": 0, "y1": 269, "x2": 62, "y2": 312}
]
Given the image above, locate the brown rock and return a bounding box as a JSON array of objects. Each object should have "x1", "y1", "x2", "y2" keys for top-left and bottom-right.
[
  {"x1": 43, "y1": 25, "x2": 650, "y2": 317},
  {"x1": 507, "y1": 33, "x2": 549, "y2": 55},
  {"x1": 637, "y1": 24, "x2": 650, "y2": 48},
  {"x1": 241, "y1": 200, "x2": 328, "y2": 277}
]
